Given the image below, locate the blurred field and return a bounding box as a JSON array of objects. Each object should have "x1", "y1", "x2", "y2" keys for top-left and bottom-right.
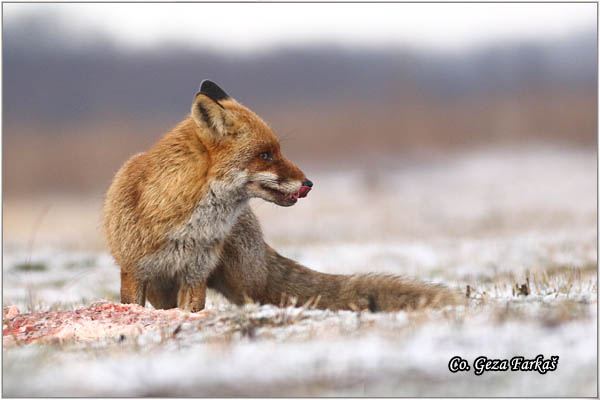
[
  {"x1": 3, "y1": 89, "x2": 596, "y2": 198},
  {"x1": 3, "y1": 146, "x2": 596, "y2": 396},
  {"x1": 2, "y1": 23, "x2": 596, "y2": 198}
]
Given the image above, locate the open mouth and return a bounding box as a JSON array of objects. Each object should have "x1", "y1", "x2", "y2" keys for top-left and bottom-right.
[{"x1": 260, "y1": 185, "x2": 311, "y2": 204}]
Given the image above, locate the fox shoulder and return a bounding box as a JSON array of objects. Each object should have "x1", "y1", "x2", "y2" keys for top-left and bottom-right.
[{"x1": 103, "y1": 119, "x2": 211, "y2": 266}]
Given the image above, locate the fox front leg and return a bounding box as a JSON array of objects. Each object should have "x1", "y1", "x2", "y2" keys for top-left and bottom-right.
[
  {"x1": 120, "y1": 270, "x2": 147, "y2": 306},
  {"x1": 177, "y1": 281, "x2": 207, "y2": 312}
]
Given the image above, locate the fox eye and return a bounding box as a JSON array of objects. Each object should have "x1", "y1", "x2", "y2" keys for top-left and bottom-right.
[{"x1": 259, "y1": 152, "x2": 273, "y2": 162}]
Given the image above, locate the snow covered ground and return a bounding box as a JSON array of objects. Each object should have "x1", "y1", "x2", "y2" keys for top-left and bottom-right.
[{"x1": 3, "y1": 147, "x2": 597, "y2": 396}]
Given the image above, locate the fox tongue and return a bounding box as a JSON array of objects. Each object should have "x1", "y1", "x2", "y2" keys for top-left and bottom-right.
[
  {"x1": 297, "y1": 186, "x2": 311, "y2": 198},
  {"x1": 287, "y1": 186, "x2": 311, "y2": 201}
]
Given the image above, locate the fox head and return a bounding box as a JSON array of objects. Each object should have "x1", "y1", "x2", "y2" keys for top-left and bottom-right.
[{"x1": 190, "y1": 80, "x2": 312, "y2": 207}]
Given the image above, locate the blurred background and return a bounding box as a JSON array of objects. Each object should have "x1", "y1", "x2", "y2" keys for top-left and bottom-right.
[{"x1": 2, "y1": 3, "x2": 597, "y2": 250}]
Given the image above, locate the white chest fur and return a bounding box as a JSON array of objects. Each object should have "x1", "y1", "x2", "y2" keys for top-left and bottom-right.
[{"x1": 138, "y1": 183, "x2": 248, "y2": 286}]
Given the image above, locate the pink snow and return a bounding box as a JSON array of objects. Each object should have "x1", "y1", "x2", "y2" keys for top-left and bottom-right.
[{"x1": 3, "y1": 302, "x2": 210, "y2": 346}]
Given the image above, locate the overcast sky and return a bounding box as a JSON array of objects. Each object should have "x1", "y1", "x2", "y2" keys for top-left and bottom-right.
[{"x1": 4, "y1": 3, "x2": 596, "y2": 53}]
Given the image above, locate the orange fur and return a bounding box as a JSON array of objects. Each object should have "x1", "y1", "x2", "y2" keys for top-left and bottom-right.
[{"x1": 104, "y1": 80, "x2": 460, "y2": 312}]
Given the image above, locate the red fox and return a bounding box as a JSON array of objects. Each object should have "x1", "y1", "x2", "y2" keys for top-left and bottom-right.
[{"x1": 103, "y1": 80, "x2": 459, "y2": 312}]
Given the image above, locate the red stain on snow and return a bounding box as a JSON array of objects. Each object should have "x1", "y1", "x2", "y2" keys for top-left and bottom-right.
[{"x1": 2, "y1": 302, "x2": 210, "y2": 346}]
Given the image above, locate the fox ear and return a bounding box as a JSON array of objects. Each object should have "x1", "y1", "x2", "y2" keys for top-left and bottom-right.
[
  {"x1": 191, "y1": 80, "x2": 231, "y2": 138},
  {"x1": 199, "y1": 80, "x2": 230, "y2": 102}
]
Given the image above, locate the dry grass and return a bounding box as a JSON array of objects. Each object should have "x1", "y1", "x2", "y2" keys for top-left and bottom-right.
[{"x1": 3, "y1": 90, "x2": 596, "y2": 197}]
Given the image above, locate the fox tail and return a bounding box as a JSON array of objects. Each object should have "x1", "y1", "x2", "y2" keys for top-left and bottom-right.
[{"x1": 260, "y1": 247, "x2": 462, "y2": 312}]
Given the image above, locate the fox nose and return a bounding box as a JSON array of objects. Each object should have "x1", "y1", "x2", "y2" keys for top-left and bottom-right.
[{"x1": 298, "y1": 179, "x2": 313, "y2": 198}]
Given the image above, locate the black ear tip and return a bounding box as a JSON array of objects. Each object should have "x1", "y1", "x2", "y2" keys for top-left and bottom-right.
[
  {"x1": 200, "y1": 79, "x2": 216, "y2": 91},
  {"x1": 199, "y1": 79, "x2": 230, "y2": 101}
]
